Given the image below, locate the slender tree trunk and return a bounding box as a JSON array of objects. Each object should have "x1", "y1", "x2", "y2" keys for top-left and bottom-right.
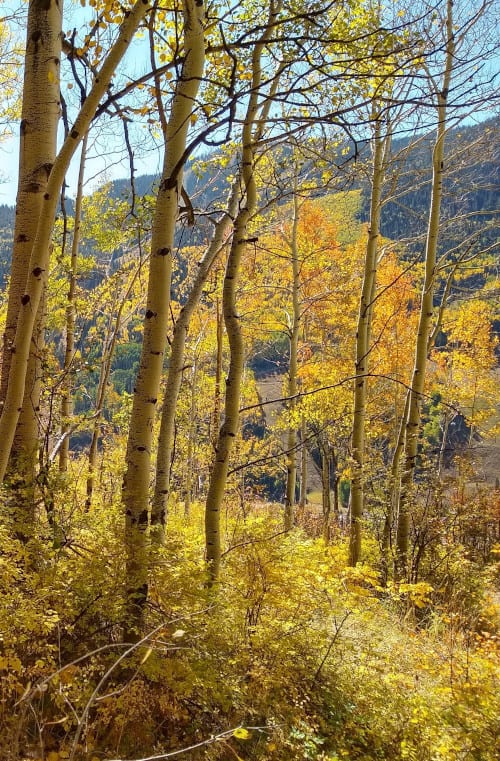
[
  {"x1": 396, "y1": 0, "x2": 455, "y2": 579},
  {"x1": 383, "y1": 389, "x2": 410, "y2": 582},
  {"x1": 86, "y1": 264, "x2": 144, "y2": 510},
  {"x1": 284, "y1": 190, "x2": 300, "y2": 530},
  {"x1": 212, "y1": 293, "x2": 224, "y2": 448},
  {"x1": 204, "y1": 4, "x2": 282, "y2": 583},
  {"x1": 299, "y1": 416, "x2": 307, "y2": 508},
  {"x1": 349, "y1": 114, "x2": 386, "y2": 566},
  {"x1": 321, "y1": 443, "x2": 331, "y2": 544},
  {"x1": 184, "y1": 359, "x2": 197, "y2": 518},
  {"x1": 150, "y1": 181, "x2": 238, "y2": 543},
  {"x1": 59, "y1": 133, "x2": 87, "y2": 472},
  {"x1": 386, "y1": 243, "x2": 462, "y2": 578},
  {"x1": 204, "y1": 217, "x2": 247, "y2": 582},
  {"x1": 437, "y1": 410, "x2": 451, "y2": 478},
  {"x1": 122, "y1": 0, "x2": 204, "y2": 638},
  {"x1": 86, "y1": 318, "x2": 118, "y2": 511},
  {"x1": 0, "y1": 0, "x2": 151, "y2": 485}
]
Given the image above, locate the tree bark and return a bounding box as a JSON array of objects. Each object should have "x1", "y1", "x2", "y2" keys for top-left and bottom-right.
[
  {"x1": 150, "y1": 181, "x2": 239, "y2": 543},
  {"x1": 0, "y1": 0, "x2": 152, "y2": 484},
  {"x1": 396, "y1": 0, "x2": 455, "y2": 579},
  {"x1": 204, "y1": 2, "x2": 282, "y2": 583},
  {"x1": 1, "y1": 0, "x2": 63, "y2": 536},
  {"x1": 299, "y1": 416, "x2": 307, "y2": 508},
  {"x1": 284, "y1": 189, "x2": 300, "y2": 530},
  {"x1": 349, "y1": 113, "x2": 386, "y2": 566},
  {"x1": 122, "y1": 0, "x2": 204, "y2": 638},
  {"x1": 59, "y1": 133, "x2": 87, "y2": 472},
  {"x1": 321, "y1": 444, "x2": 331, "y2": 544},
  {"x1": 183, "y1": 358, "x2": 198, "y2": 518},
  {"x1": 212, "y1": 293, "x2": 224, "y2": 449}
]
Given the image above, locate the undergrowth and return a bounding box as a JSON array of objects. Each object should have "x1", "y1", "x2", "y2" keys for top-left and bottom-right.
[{"x1": 1, "y1": 491, "x2": 499, "y2": 761}]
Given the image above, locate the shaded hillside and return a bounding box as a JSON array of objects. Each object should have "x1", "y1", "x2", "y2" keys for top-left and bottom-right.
[{"x1": 0, "y1": 117, "x2": 497, "y2": 283}]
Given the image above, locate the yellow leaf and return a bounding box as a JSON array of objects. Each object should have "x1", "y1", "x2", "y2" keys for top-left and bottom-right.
[
  {"x1": 47, "y1": 752, "x2": 60, "y2": 761},
  {"x1": 0, "y1": 655, "x2": 22, "y2": 672},
  {"x1": 47, "y1": 70, "x2": 55, "y2": 84},
  {"x1": 233, "y1": 727, "x2": 250, "y2": 740}
]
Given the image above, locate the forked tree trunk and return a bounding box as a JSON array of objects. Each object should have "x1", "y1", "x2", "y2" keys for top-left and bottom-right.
[
  {"x1": 204, "y1": 211, "x2": 248, "y2": 582},
  {"x1": 396, "y1": 0, "x2": 455, "y2": 579},
  {"x1": 122, "y1": 0, "x2": 205, "y2": 638},
  {"x1": 0, "y1": 0, "x2": 152, "y2": 486},
  {"x1": 150, "y1": 181, "x2": 239, "y2": 544},
  {"x1": 1, "y1": 0, "x2": 63, "y2": 536}
]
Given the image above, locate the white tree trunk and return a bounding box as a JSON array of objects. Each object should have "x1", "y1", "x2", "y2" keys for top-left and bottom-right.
[
  {"x1": 122, "y1": 0, "x2": 205, "y2": 637},
  {"x1": 349, "y1": 114, "x2": 386, "y2": 566},
  {"x1": 0, "y1": 0, "x2": 152, "y2": 484},
  {"x1": 151, "y1": 181, "x2": 239, "y2": 543},
  {"x1": 396, "y1": 0, "x2": 455, "y2": 579}
]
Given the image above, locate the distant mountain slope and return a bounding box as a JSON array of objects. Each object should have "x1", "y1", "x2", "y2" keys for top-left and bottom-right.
[{"x1": 0, "y1": 118, "x2": 497, "y2": 284}]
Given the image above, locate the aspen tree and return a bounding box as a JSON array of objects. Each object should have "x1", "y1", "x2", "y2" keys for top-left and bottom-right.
[
  {"x1": 349, "y1": 112, "x2": 387, "y2": 566},
  {"x1": 205, "y1": 1, "x2": 283, "y2": 582},
  {"x1": 122, "y1": 0, "x2": 205, "y2": 635},
  {"x1": 320, "y1": 437, "x2": 332, "y2": 543},
  {"x1": 212, "y1": 292, "x2": 224, "y2": 448},
  {"x1": 151, "y1": 180, "x2": 239, "y2": 544},
  {"x1": 299, "y1": 416, "x2": 308, "y2": 508},
  {"x1": 183, "y1": 357, "x2": 198, "y2": 517},
  {"x1": 395, "y1": 0, "x2": 455, "y2": 579},
  {"x1": 0, "y1": 0, "x2": 152, "y2": 485},
  {"x1": 0, "y1": 0, "x2": 63, "y2": 532},
  {"x1": 59, "y1": 134, "x2": 87, "y2": 473},
  {"x1": 284, "y1": 187, "x2": 300, "y2": 531}
]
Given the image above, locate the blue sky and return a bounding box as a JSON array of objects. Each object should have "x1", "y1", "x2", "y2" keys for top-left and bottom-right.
[{"x1": 0, "y1": 0, "x2": 162, "y2": 204}]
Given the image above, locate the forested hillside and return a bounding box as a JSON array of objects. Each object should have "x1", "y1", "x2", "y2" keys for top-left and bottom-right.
[
  {"x1": 0, "y1": 1, "x2": 499, "y2": 760},
  {"x1": 1, "y1": 117, "x2": 498, "y2": 279}
]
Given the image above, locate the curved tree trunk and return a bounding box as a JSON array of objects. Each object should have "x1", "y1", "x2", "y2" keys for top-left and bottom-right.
[
  {"x1": 150, "y1": 181, "x2": 239, "y2": 544},
  {"x1": 0, "y1": 0, "x2": 151, "y2": 486},
  {"x1": 396, "y1": 0, "x2": 455, "y2": 579},
  {"x1": 204, "y1": 210, "x2": 249, "y2": 582},
  {"x1": 204, "y1": 2, "x2": 283, "y2": 583}
]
